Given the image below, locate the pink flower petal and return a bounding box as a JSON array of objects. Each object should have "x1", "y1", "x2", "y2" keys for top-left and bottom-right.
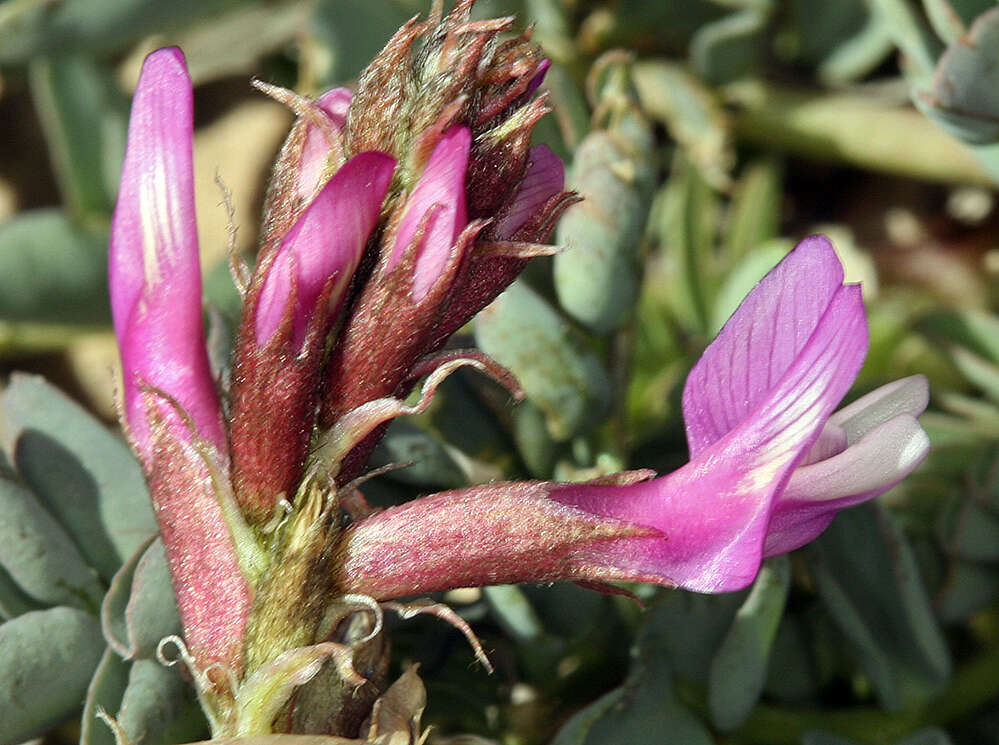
[
  {"x1": 682, "y1": 235, "x2": 846, "y2": 458},
  {"x1": 527, "y1": 59, "x2": 551, "y2": 97},
  {"x1": 830, "y1": 374, "x2": 929, "y2": 442},
  {"x1": 255, "y1": 151, "x2": 395, "y2": 349},
  {"x1": 766, "y1": 413, "x2": 929, "y2": 555},
  {"x1": 800, "y1": 421, "x2": 847, "y2": 465},
  {"x1": 316, "y1": 86, "x2": 352, "y2": 127},
  {"x1": 387, "y1": 126, "x2": 470, "y2": 299},
  {"x1": 494, "y1": 144, "x2": 564, "y2": 239},
  {"x1": 109, "y1": 47, "x2": 224, "y2": 456},
  {"x1": 555, "y1": 283, "x2": 868, "y2": 591},
  {"x1": 297, "y1": 87, "x2": 352, "y2": 199},
  {"x1": 110, "y1": 47, "x2": 250, "y2": 673}
]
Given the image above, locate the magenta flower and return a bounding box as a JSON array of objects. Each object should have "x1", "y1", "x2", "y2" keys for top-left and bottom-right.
[
  {"x1": 314, "y1": 7, "x2": 575, "y2": 479},
  {"x1": 229, "y1": 148, "x2": 394, "y2": 522},
  {"x1": 109, "y1": 47, "x2": 250, "y2": 671},
  {"x1": 110, "y1": 47, "x2": 224, "y2": 459},
  {"x1": 385, "y1": 125, "x2": 471, "y2": 301},
  {"x1": 493, "y1": 143, "x2": 565, "y2": 240},
  {"x1": 431, "y1": 142, "x2": 570, "y2": 346},
  {"x1": 253, "y1": 151, "x2": 394, "y2": 350},
  {"x1": 337, "y1": 236, "x2": 930, "y2": 597},
  {"x1": 295, "y1": 87, "x2": 352, "y2": 202}
]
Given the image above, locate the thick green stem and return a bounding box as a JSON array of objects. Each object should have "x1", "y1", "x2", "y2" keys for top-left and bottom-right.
[
  {"x1": 727, "y1": 82, "x2": 993, "y2": 187},
  {"x1": 698, "y1": 642, "x2": 999, "y2": 744}
]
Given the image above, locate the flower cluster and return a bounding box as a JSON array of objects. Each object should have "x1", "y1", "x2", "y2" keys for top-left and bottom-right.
[{"x1": 109, "y1": 3, "x2": 930, "y2": 737}]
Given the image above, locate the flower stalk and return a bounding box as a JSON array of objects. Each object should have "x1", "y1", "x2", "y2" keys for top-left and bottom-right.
[{"x1": 108, "y1": 5, "x2": 929, "y2": 739}]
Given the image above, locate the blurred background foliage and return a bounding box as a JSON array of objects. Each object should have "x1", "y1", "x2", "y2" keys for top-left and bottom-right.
[{"x1": 3, "y1": 0, "x2": 999, "y2": 744}]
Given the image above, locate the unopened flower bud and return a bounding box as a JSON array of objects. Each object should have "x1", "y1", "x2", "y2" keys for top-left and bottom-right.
[
  {"x1": 229, "y1": 151, "x2": 394, "y2": 523},
  {"x1": 110, "y1": 47, "x2": 250, "y2": 675},
  {"x1": 314, "y1": 5, "x2": 577, "y2": 483}
]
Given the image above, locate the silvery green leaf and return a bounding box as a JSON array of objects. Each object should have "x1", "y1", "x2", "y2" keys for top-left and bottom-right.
[
  {"x1": 203, "y1": 255, "x2": 247, "y2": 328},
  {"x1": 916, "y1": 8, "x2": 999, "y2": 144},
  {"x1": 723, "y1": 156, "x2": 783, "y2": 264},
  {"x1": 101, "y1": 537, "x2": 146, "y2": 657},
  {"x1": 554, "y1": 113, "x2": 656, "y2": 334},
  {"x1": 896, "y1": 727, "x2": 954, "y2": 745},
  {"x1": 126, "y1": 540, "x2": 181, "y2": 659},
  {"x1": 938, "y1": 494, "x2": 999, "y2": 561},
  {"x1": 817, "y1": 14, "x2": 895, "y2": 85},
  {"x1": 966, "y1": 443, "x2": 999, "y2": 509},
  {"x1": 969, "y1": 139, "x2": 999, "y2": 183},
  {"x1": 869, "y1": 0, "x2": 942, "y2": 78},
  {"x1": 802, "y1": 733, "x2": 861, "y2": 745},
  {"x1": 537, "y1": 62, "x2": 590, "y2": 155},
  {"x1": 0, "y1": 562, "x2": 43, "y2": 620},
  {"x1": 936, "y1": 391, "x2": 999, "y2": 435},
  {"x1": 205, "y1": 304, "x2": 235, "y2": 396},
  {"x1": 553, "y1": 77, "x2": 656, "y2": 334},
  {"x1": 311, "y1": 0, "x2": 419, "y2": 86},
  {"x1": 525, "y1": 0, "x2": 574, "y2": 67},
  {"x1": 28, "y1": 54, "x2": 126, "y2": 220},
  {"x1": 371, "y1": 420, "x2": 470, "y2": 489},
  {"x1": 102, "y1": 538, "x2": 180, "y2": 661},
  {"x1": 0, "y1": 210, "x2": 108, "y2": 325},
  {"x1": 116, "y1": 658, "x2": 206, "y2": 745},
  {"x1": 764, "y1": 615, "x2": 818, "y2": 703},
  {"x1": 0, "y1": 0, "x2": 241, "y2": 61},
  {"x1": 808, "y1": 505, "x2": 951, "y2": 710},
  {"x1": 170, "y1": 1, "x2": 309, "y2": 84},
  {"x1": 80, "y1": 647, "x2": 130, "y2": 745},
  {"x1": 521, "y1": 582, "x2": 609, "y2": 640},
  {"x1": 1, "y1": 374, "x2": 157, "y2": 581},
  {"x1": 418, "y1": 372, "x2": 517, "y2": 475},
  {"x1": 511, "y1": 400, "x2": 559, "y2": 477},
  {"x1": 0, "y1": 477, "x2": 103, "y2": 612},
  {"x1": 690, "y1": 8, "x2": 768, "y2": 84},
  {"x1": 553, "y1": 655, "x2": 713, "y2": 745},
  {"x1": 628, "y1": 252, "x2": 686, "y2": 442},
  {"x1": 936, "y1": 559, "x2": 999, "y2": 623},
  {"x1": 577, "y1": 0, "x2": 725, "y2": 56},
  {"x1": 950, "y1": 346, "x2": 999, "y2": 404},
  {"x1": 784, "y1": 0, "x2": 868, "y2": 65},
  {"x1": 551, "y1": 687, "x2": 628, "y2": 745},
  {"x1": 638, "y1": 590, "x2": 745, "y2": 683},
  {"x1": 483, "y1": 585, "x2": 544, "y2": 643},
  {"x1": 0, "y1": 607, "x2": 104, "y2": 743},
  {"x1": 650, "y1": 152, "x2": 722, "y2": 335},
  {"x1": 923, "y1": 0, "x2": 995, "y2": 44},
  {"x1": 708, "y1": 556, "x2": 791, "y2": 731},
  {"x1": 632, "y1": 60, "x2": 733, "y2": 189},
  {"x1": 476, "y1": 281, "x2": 611, "y2": 442},
  {"x1": 729, "y1": 84, "x2": 993, "y2": 186}
]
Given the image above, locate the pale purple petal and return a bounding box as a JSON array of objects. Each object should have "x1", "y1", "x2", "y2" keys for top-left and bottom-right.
[
  {"x1": 683, "y1": 236, "x2": 845, "y2": 458},
  {"x1": 527, "y1": 59, "x2": 551, "y2": 97},
  {"x1": 316, "y1": 86, "x2": 351, "y2": 127},
  {"x1": 387, "y1": 126, "x2": 470, "y2": 299},
  {"x1": 110, "y1": 47, "x2": 250, "y2": 673},
  {"x1": 109, "y1": 47, "x2": 224, "y2": 456},
  {"x1": 800, "y1": 421, "x2": 847, "y2": 465},
  {"x1": 765, "y1": 414, "x2": 930, "y2": 555},
  {"x1": 830, "y1": 374, "x2": 929, "y2": 443},
  {"x1": 297, "y1": 87, "x2": 352, "y2": 199},
  {"x1": 254, "y1": 248, "x2": 294, "y2": 346},
  {"x1": 494, "y1": 144, "x2": 564, "y2": 239},
  {"x1": 555, "y1": 284, "x2": 869, "y2": 592},
  {"x1": 256, "y1": 151, "x2": 395, "y2": 348}
]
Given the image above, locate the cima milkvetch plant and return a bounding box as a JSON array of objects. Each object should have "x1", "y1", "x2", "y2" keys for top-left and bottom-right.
[{"x1": 107, "y1": 2, "x2": 931, "y2": 739}]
